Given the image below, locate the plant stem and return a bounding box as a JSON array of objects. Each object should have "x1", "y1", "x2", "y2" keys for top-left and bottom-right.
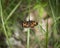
[
  {"x1": 27, "y1": 28, "x2": 30, "y2": 48},
  {"x1": 45, "y1": 19, "x2": 48, "y2": 48}
]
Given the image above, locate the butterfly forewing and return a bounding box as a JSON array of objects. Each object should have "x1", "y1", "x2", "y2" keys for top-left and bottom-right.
[
  {"x1": 22, "y1": 21, "x2": 29, "y2": 28},
  {"x1": 30, "y1": 21, "x2": 38, "y2": 28}
]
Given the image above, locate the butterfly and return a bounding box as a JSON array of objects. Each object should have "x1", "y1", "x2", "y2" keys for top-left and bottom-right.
[{"x1": 22, "y1": 21, "x2": 38, "y2": 28}]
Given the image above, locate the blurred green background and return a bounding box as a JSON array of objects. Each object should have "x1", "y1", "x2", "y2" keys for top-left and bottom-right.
[{"x1": 0, "y1": 0, "x2": 60, "y2": 48}]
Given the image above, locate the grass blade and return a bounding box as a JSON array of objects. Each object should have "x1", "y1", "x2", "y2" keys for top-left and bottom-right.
[
  {"x1": 5, "y1": 0, "x2": 22, "y2": 22},
  {"x1": 0, "y1": 0, "x2": 12, "y2": 48}
]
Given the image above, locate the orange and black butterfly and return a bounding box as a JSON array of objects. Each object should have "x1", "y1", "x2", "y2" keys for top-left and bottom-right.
[{"x1": 22, "y1": 21, "x2": 38, "y2": 28}]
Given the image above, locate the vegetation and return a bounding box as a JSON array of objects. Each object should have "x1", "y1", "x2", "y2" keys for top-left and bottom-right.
[{"x1": 0, "y1": 0, "x2": 60, "y2": 48}]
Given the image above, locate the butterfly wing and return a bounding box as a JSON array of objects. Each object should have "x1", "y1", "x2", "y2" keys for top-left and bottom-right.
[
  {"x1": 30, "y1": 21, "x2": 38, "y2": 28},
  {"x1": 22, "y1": 21, "x2": 38, "y2": 28},
  {"x1": 22, "y1": 21, "x2": 29, "y2": 28}
]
